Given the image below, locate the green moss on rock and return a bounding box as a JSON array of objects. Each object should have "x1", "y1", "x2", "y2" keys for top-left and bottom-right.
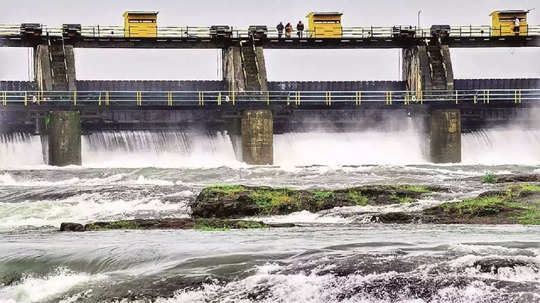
[
  {"x1": 192, "y1": 184, "x2": 444, "y2": 218},
  {"x1": 63, "y1": 218, "x2": 274, "y2": 232},
  {"x1": 423, "y1": 191, "x2": 540, "y2": 225}
]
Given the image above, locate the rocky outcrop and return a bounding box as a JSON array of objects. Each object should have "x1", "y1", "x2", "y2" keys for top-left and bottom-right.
[
  {"x1": 465, "y1": 173, "x2": 540, "y2": 184},
  {"x1": 60, "y1": 218, "x2": 294, "y2": 232},
  {"x1": 191, "y1": 185, "x2": 445, "y2": 218},
  {"x1": 369, "y1": 186, "x2": 539, "y2": 225},
  {"x1": 494, "y1": 174, "x2": 540, "y2": 183},
  {"x1": 60, "y1": 222, "x2": 85, "y2": 232}
]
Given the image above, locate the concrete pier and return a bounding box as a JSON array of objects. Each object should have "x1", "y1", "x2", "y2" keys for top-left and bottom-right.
[
  {"x1": 34, "y1": 43, "x2": 76, "y2": 91},
  {"x1": 402, "y1": 44, "x2": 454, "y2": 92},
  {"x1": 241, "y1": 110, "x2": 273, "y2": 165},
  {"x1": 47, "y1": 111, "x2": 81, "y2": 166},
  {"x1": 34, "y1": 43, "x2": 79, "y2": 166},
  {"x1": 429, "y1": 109, "x2": 461, "y2": 163},
  {"x1": 222, "y1": 44, "x2": 268, "y2": 92}
]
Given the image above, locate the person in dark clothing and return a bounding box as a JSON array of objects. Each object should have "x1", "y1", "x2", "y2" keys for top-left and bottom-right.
[
  {"x1": 297, "y1": 21, "x2": 305, "y2": 38},
  {"x1": 285, "y1": 23, "x2": 293, "y2": 38},
  {"x1": 277, "y1": 22, "x2": 284, "y2": 38}
]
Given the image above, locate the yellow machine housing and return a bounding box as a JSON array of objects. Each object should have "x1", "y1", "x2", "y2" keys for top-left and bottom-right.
[
  {"x1": 123, "y1": 11, "x2": 158, "y2": 38},
  {"x1": 306, "y1": 12, "x2": 343, "y2": 38},
  {"x1": 490, "y1": 10, "x2": 528, "y2": 36}
]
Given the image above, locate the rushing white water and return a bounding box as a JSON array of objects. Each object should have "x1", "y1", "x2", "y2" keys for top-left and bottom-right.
[
  {"x1": 462, "y1": 128, "x2": 540, "y2": 165},
  {"x1": 0, "y1": 133, "x2": 43, "y2": 168},
  {"x1": 0, "y1": 268, "x2": 106, "y2": 303},
  {"x1": 83, "y1": 131, "x2": 240, "y2": 168},
  {"x1": 2, "y1": 127, "x2": 540, "y2": 168}
]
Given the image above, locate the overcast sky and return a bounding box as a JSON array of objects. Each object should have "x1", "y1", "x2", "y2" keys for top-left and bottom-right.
[{"x1": 1, "y1": 0, "x2": 539, "y2": 81}]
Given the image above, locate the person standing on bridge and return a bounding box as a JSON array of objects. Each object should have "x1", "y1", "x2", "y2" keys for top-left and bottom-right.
[
  {"x1": 297, "y1": 21, "x2": 304, "y2": 38},
  {"x1": 277, "y1": 22, "x2": 284, "y2": 38},
  {"x1": 285, "y1": 23, "x2": 292, "y2": 38}
]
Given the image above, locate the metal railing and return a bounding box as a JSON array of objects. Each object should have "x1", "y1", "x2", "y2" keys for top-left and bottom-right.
[
  {"x1": 2, "y1": 24, "x2": 540, "y2": 39},
  {"x1": 1, "y1": 90, "x2": 538, "y2": 107}
]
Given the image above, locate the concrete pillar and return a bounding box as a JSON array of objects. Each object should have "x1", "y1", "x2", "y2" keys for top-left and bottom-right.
[
  {"x1": 34, "y1": 43, "x2": 78, "y2": 166},
  {"x1": 47, "y1": 111, "x2": 81, "y2": 166},
  {"x1": 222, "y1": 44, "x2": 268, "y2": 92},
  {"x1": 429, "y1": 109, "x2": 461, "y2": 163},
  {"x1": 34, "y1": 44, "x2": 76, "y2": 91},
  {"x1": 228, "y1": 117, "x2": 243, "y2": 161},
  {"x1": 402, "y1": 44, "x2": 453, "y2": 92},
  {"x1": 241, "y1": 110, "x2": 273, "y2": 165}
]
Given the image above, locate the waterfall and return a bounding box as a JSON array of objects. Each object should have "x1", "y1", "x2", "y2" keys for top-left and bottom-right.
[{"x1": 2, "y1": 128, "x2": 540, "y2": 168}]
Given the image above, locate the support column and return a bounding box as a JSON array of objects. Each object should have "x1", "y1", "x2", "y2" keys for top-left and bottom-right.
[
  {"x1": 429, "y1": 109, "x2": 461, "y2": 163},
  {"x1": 402, "y1": 44, "x2": 454, "y2": 92},
  {"x1": 34, "y1": 43, "x2": 76, "y2": 91},
  {"x1": 222, "y1": 43, "x2": 268, "y2": 92},
  {"x1": 47, "y1": 111, "x2": 81, "y2": 166},
  {"x1": 34, "y1": 42, "x2": 79, "y2": 166},
  {"x1": 223, "y1": 42, "x2": 271, "y2": 164},
  {"x1": 241, "y1": 110, "x2": 273, "y2": 165}
]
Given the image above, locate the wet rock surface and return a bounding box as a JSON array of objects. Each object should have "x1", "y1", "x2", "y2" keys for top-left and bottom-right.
[
  {"x1": 192, "y1": 185, "x2": 444, "y2": 218},
  {"x1": 465, "y1": 173, "x2": 540, "y2": 183},
  {"x1": 60, "y1": 218, "x2": 290, "y2": 232}
]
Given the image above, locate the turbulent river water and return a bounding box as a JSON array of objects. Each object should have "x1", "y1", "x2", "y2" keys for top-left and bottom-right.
[{"x1": 0, "y1": 129, "x2": 539, "y2": 302}]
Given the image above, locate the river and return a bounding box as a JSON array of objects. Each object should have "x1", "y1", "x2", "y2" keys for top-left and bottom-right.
[{"x1": 0, "y1": 129, "x2": 539, "y2": 302}]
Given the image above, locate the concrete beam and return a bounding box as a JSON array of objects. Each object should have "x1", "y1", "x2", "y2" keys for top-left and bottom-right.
[
  {"x1": 223, "y1": 43, "x2": 268, "y2": 92},
  {"x1": 47, "y1": 111, "x2": 81, "y2": 166},
  {"x1": 241, "y1": 110, "x2": 273, "y2": 165},
  {"x1": 402, "y1": 44, "x2": 454, "y2": 92},
  {"x1": 429, "y1": 109, "x2": 461, "y2": 163},
  {"x1": 34, "y1": 44, "x2": 76, "y2": 91}
]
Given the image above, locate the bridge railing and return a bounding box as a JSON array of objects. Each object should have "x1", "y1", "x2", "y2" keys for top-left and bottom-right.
[
  {"x1": 2, "y1": 24, "x2": 540, "y2": 39},
  {"x1": 1, "y1": 90, "x2": 539, "y2": 107},
  {"x1": 0, "y1": 24, "x2": 21, "y2": 36}
]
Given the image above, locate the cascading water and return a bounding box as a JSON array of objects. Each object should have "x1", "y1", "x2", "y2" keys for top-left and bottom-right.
[
  {"x1": 0, "y1": 133, "x2": 43, "y2": 168},
  {"x1": 82, "y1": 130, "x2": 239, "y2": 168},
  {"x1": 3, "y1": 127, "x2": 540, "y2": 168},
  {"x1": 462, "y1": 128, "x2": 540, "y2": 164}
]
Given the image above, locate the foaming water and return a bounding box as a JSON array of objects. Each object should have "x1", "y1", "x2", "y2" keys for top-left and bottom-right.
[
  {"x1": 274, "y1": 129, "x2": 425, "y2": 166},
  {"x1": 2, "y1": 127, "x2": 540, "y2": 168},
  {"x1": 83, "y1": 131, "x2": 241, "y2": 168},
  {"x1": 0, "y1": 133, "x2": 43, "y2": 168},
  {"x1": 0, "y1": 193, "x2": 188, "y2": 230},
  {"x1": 0, "y1": 267, "x2": 105, "y2": 303},
  {"x1": 462, "y1": 128, "x2": 540, "y2": 165}
]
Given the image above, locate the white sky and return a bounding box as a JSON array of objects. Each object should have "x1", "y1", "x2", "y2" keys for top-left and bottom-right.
[{"x1": 1, "y1": 0, "x2": 539, "y2": 81}]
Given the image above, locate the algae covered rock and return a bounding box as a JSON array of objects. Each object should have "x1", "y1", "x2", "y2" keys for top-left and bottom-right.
[
  {"x1": 60, "y1": 218, "x2": 290, "y2": 232},
  {"x1": 60, "y1": 222, "x2": 85, "y2": 232},
  {"x1": 420, "y1": 188, "x2": 540, "y2": 225},
  {"x1": 191, "y1": 185, "x2": 443, "y2": 218}
]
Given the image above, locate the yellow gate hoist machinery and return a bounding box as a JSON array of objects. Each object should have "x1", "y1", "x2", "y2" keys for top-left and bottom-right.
[
  {"x1": 306, "y1": 12, "x2": 343, "y2": 38},
  {"x1": 490, "y1": 10, "x2": 529, "y2": 36},
  {"x1": 123, "y1": 11, "x2": 158, "y2": 38}
]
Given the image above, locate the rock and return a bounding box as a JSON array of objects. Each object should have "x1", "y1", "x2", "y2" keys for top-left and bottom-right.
[
  {"x1": 495, "y1": 174, "x2": 540, "y2": 183},
  {"x1": 477, "y1": 190, "x2": 505, "y2": 198},
  {"x1": 421, "y1": 192, "x2": 536, "y2": 225},
  {"x1": 191, "y1": 185, "x2": 443, "y2": 218},
  {"x1": 60, "y1": 222, "x2": 84, "y2": 232},
  {"x1": 465, "y1": 173, "x2": 540, "y2": 183},
  {"x1": 59, "y1": 218, "x2": 289, "y2": 232},
  {"x1": 473, "y1": 258, "x2": 533, "y2": 274},
  {"x1": 375, "y1": 212, "x2": 416, "y2": 224},
  {"x1": 267, "y1": 223, "x2": 296, "y2": 228}
]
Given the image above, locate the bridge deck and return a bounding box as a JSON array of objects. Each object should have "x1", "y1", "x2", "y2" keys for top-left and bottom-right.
[{"x1": 1, "y1": 25, "x2": 539, "y2": 48}]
